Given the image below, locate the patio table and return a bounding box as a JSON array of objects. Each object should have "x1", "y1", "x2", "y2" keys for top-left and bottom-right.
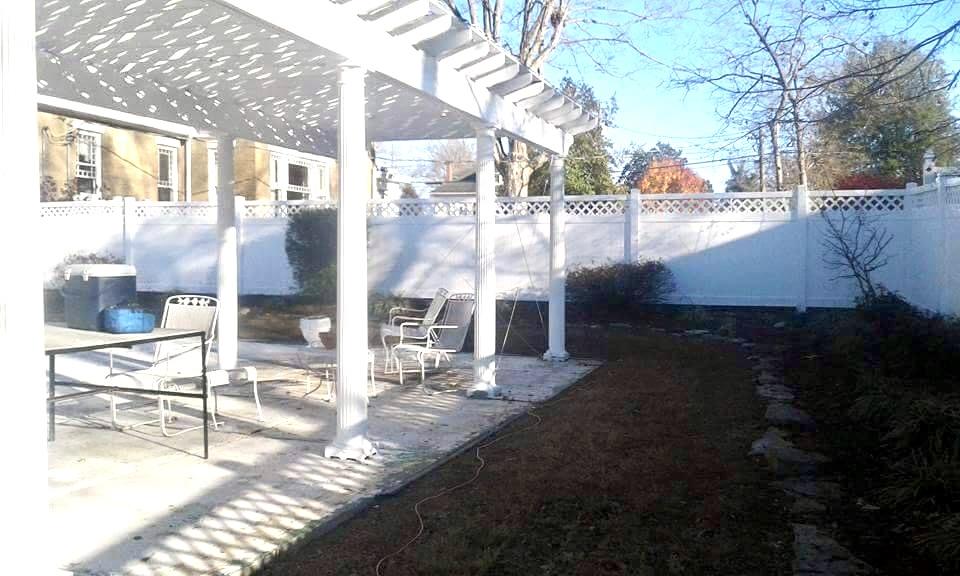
[{"x1": 45, "y1": 324, "x2": 210, "y2": 458}]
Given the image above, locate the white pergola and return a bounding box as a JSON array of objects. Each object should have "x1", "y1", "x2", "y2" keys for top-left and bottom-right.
[{"x1": 1, "y1": 0, "x2": 595, "y2": 569}]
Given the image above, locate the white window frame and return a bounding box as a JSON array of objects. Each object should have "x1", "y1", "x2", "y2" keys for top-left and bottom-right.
[
  {"x1": 156, "y1": 137, "x2": 179, "y2": 202},
  {"x1": 267, "y1": 145, "x2": 332, "y2": 201},
  {"x1": 74, "y1": 126, "x2": 102, "y2": 199}
]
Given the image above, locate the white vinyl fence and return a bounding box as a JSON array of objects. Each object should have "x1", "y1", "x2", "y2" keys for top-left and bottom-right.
[{"x1": 38, "y1": 177, "x2": 960, "y2": 314}]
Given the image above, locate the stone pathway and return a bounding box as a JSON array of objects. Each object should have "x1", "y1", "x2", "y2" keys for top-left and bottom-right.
[{"x1": 679, "y1": 327, "x2": 874, "y2": 576}]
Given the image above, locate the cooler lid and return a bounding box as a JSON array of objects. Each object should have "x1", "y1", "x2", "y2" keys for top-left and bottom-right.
[{"x1": 64, "y1": 264, "x2": 136, "y2": 280}]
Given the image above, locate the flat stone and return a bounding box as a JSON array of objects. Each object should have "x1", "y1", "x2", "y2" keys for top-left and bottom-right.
[
  {"x1": 749, "y1": 427, "x2": 793, "y2": 457},
  {"x1": 773, "y1": 321, "x2": 787, "y2": 329},
  {"x1": 792, "y1": 497, "x2": 826, "y2": 515},
  {"x1": 775, "y1": 479, "x2": 845, "y2": 501},
  {"x1": 766, "y1": 403, "x2": 816, "y2": 431},
  {"x1": 756, "y1": 383, "x2": 795, "y2": 402},
  {"x1": 684, "y1": 329, "x2": 710, "y2": 336},
  {"x1": 756, "y1": 371, "x2": 781, "y2": 385},
  {"x1": 765, "y1": 445, "x2": 829, "y2": 478},
  {"x1": 792, "y1": 523, "x2": 874, "y2": 574}
]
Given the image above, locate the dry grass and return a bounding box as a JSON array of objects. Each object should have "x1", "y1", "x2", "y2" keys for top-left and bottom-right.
[{"x1": 258, "y1": 324, "x2": 791, "y2": 576}]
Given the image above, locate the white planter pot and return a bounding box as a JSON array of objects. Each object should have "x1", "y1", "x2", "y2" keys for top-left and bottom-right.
[{"x1": 299, "y1": 315, "x2": 332, "y2": 348}]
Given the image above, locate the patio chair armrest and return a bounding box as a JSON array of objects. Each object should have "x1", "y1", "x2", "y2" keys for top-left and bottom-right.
[
  {"x1": 388, "y1": 306, "x2": 426, "y2": 323},
  {"x1": 398, "y1": 321, "x2": 429, "y2": 343},
  {"x1": 391, "y1": 314, "x2": 425, "y2": 325}
]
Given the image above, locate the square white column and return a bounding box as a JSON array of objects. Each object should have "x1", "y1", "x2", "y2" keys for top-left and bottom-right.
[
  {"x1": 544, "y1": 155, "x2": 569, "y2": 361},
  {"x1": 0, "y1": 2, "x2": 51, "y2": 571},
  {"x1": 325, "y1": 62, "x2": 376, "y2": 460},
  {"x1": 469, "y1": 125, "x2": 501, "y2": 398}
]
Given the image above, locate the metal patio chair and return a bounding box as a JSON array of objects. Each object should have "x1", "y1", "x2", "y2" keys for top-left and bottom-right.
[
  {"x1": 390, "y1": 294, "x2": 474, "y2": 391},
  {"x1": 105, "y1": 295, "x2": 261, "y2": 435},
  {"x1": 379, "y1": 287, "x2": 450, "y2": 371}
]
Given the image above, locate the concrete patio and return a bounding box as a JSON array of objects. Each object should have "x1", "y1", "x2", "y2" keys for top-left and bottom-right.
[{"x1": 48, "y1": 340, "x2": 597, "y2": 575}]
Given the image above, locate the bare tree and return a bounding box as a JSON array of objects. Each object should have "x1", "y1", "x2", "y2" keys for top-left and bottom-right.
[
  {"x1": 442, "y1": 0, "x2": 666, "y2": 195},
  {"x1": 420, "y1": 139, "x2": 476, "y2": 182},
  {"x1": 820, "y1": 207, "x2": 894, "y2": 301}
]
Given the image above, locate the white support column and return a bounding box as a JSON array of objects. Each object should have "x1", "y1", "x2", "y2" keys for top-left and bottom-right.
[
  {"x1": 325, "y1": 62, "x2": 376, "y2": 460},
  {"x1": 544, "y1": 155, "x2": 569, "y2": 362},
  {"x1": 216, "y1": 135, "x2": 238, "y2": 370},
  {"x1": 0, "y1": 3, "x2": 50, "y2": 572},
  {"x1": 184, "y1": 136, "x2": 193, "y2": 202},
  {"x1": 794, "y1": 184, "x2": 809, "y2": 313},
  {"x1": 469, "y1": 125, "x2": 501, "y2": 397},
  {"x1": 122, "y1": 196, "x2": 137, "y2": 266}
]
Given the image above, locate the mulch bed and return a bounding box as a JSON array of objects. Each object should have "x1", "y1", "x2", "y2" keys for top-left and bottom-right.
[{"x1": 258, "y1": 323, "x2": 791, "y2": 576}]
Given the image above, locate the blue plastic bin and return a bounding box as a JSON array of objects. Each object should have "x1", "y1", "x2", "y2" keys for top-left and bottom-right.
[{"x1": 102, "y1": 308, "x2": 156, "y2": 334}]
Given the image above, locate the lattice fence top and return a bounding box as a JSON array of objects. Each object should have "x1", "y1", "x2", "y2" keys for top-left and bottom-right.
[
  {"x1": 40, "y1": 201, "x2": 121, "y2": 218},
  {"x1": 566, "y1": 196, "x2": 626, "y2": 216},
  {"x1": 944, "y1": 178, "x2": 960, "y2": 209},
  {"x1": 368, "y1": 200, "x2": 476, "y2": 217},
  {"x1": 244, "y1": 200, "x2": 336, "y2": 219},
  {"x1": 133, "y1": 203, "x2": 217, "y2": 219},
  {"x1": 638, "y1": 194, "x2": 792, "y2": 215},
  {"x1": 808, "y1": 193, "x2": 904, "y2": 212},
  {"x1": 496, "y1": 198, "x2": 551, "y2": 216}
]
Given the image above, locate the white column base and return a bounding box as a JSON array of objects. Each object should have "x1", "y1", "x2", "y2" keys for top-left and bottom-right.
[
  {"x1": 542, "y1": 350, "x2": 570, "y2": 362},
  {"x1": 324, "y1": 436, "x2": 377, "y2": 461},
  {"x1": 468, "y1": 356, "x2": 501, "y2": 398}
]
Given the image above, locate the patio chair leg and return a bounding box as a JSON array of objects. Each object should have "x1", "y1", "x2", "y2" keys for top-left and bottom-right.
[
  {"x1": 249, "y1": 368, "x2": 264, "y2": 422},
  {"x1": 159, "y1": 395, "x2": 171, "y2": 436},
  {"x1": 109, "y1": 392, "x2": 120, "y2": 429},
  {"x1": 382, "y1": 334, "x2": 391, "y2": 373}
]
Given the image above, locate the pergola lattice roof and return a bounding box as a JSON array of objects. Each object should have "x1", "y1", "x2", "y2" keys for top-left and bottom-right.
[{"x1": 35, "y1": 0, "x2": 597, "y2": 156}]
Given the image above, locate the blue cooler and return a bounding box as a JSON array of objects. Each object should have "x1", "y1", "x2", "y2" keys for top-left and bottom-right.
[{"x1": 62, "y1": 264, "x2": 137, "y2": 331}]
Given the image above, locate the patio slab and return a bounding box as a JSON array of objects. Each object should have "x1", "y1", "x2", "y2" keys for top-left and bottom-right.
[{"x1": 48, "y1": 340, "x2": 598, "y2": 575}]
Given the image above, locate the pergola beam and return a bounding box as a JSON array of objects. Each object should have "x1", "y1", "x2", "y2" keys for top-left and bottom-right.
[
  {"x1": 474, "y1": 63, "x2": 520, "y2": 89},
  {"x1": 368, "y1": 0, "x2": 430, "y2": 32},
  {"x1": 458, "y1": 52, "x2": 505, "y2": 78},
  {"x1": 225, "y1": 0, "x2": 567, "y2": 153},
  {"x1": 394, "y1": 13, "x2": 454, "y2": 45},
  {"x1": 503, "y1": 81, "x2": 545, "y2": 103},
  {"x1": 540, "y1": 101, "x2": 577, "y2": 123},
  {"x1": 439, "y1": 41, "x2": 490, "y2": 70}
]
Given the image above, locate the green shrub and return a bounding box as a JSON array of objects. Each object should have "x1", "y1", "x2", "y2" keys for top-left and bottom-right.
[
  {"x1": 299, "y1": 264, "x2": 337, "y2": 304},
  {"x1": 368, "y1": 292, "x2": 407, "y2": 323},
  {"x1": 48, "y1": 252, "x2": 123, "y2": 289},
  {"x1": 817, "y1": 292, "x2": 960, "y2": 570},
  {"x1": 285, "y1": 208, "x2": 337, "y2": 293},
  {"x1": 567, "y1": 259, "x2": 674, "y2": 315}
]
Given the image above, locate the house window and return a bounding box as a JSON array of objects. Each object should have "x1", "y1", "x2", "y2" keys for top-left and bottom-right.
[
  {"x1": 75, "y1": 130, "x2": 101, "y2": 198},
  {"x1": 270, "y1": 153, "x2": 328, "y2": 200},
  {"x1": 157, "y1": 145, "x2": 178, "y2": 201},
  {"x1": 287, "y1": 160, "x2": 311, "y2": 200}
]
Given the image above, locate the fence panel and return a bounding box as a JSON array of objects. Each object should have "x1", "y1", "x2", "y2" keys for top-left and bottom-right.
[{"x1": 36, "y1": 185, "x2": 958, "y2": 314}]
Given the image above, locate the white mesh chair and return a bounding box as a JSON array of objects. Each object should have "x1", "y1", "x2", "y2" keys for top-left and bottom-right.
[
  {"x1": 391, "y1": 294, "x2": 475, "y2": 391},
  {"x1": 379, "y1": 288, "x2": 450, "y2": 371},
  {"x1": 105, "y1": 295, "x2": 260, "y2": 435}
]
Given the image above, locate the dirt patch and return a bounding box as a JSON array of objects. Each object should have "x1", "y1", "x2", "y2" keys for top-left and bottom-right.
[{"x1": 258, "y1": 325, "x2": 791, "y2": 576}]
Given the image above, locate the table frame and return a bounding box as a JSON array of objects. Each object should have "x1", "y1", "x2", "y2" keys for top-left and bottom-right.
[{"x1": 45, "y1": 326, "x2": 210, "y2": 459}]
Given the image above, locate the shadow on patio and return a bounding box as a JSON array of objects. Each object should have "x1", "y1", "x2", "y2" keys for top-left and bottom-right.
[{"x1": 48, "y1": 340, "x2": 597, "y2": 575}]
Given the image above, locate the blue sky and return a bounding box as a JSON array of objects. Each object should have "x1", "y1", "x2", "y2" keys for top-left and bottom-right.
[{"x1": 379, "y1": 2, "x2": 960, "y2": 193}]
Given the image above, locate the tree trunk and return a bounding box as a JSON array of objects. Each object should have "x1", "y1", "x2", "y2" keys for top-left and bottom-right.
[
  {"x1": 504, "y1": 140, "x2": 533, "y2": 197},
  {"x1": 757, "y1": 129, "x2": 766, "y2": 192},
  {"x1": 792, "y1": 112, "x2": 808, "y2": 187},
  {"x1": 769, "y1": 120, "x2": 784, "y2": 191}
]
